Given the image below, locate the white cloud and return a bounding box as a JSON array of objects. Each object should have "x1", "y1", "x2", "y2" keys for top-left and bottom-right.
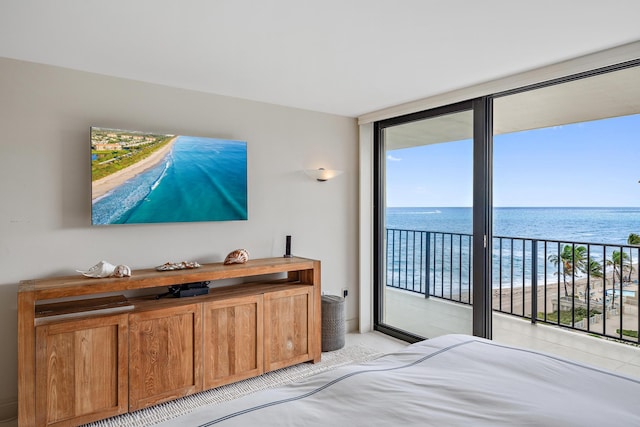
[{"x1": 387, "y1": 155, "x2": 401, "y2": 161}]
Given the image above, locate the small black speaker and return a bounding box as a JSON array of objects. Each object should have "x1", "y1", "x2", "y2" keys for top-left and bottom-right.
[{"x1": 284, "y1": 235, "x2": 292, "y2": 258}]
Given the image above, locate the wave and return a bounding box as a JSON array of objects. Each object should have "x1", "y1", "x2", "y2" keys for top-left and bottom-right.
[
  {"x1": 91, "y1": 158, "x2": 169, "y2": 224},
  {"x1": 398, "y1": 210, "x2": 442, "y2": 215},
  {"x1": 91, "y1": 191, "x2": 110, "y2": 204},
  {"x1": 150, "y1": 159, "x2": 171, "y2": 192}
]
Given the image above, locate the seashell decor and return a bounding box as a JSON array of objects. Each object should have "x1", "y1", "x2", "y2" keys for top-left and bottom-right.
[
  {"x1": 112, "y1": 264, "x2": 132, "y2": 278},
  {"x1": 77, "y1": 261, "x2": 132, "y2": 278},
  {"x1": 224, "y1": 249, "x2": 250, "y2": 265},
  {"x1": 156, "y1": 261, "x2": 201, "y2": 271}
]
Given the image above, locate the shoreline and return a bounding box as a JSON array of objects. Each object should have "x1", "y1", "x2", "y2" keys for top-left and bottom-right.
[{"x1": 92, "y1": 136, "x2": 178, "y2": 201}]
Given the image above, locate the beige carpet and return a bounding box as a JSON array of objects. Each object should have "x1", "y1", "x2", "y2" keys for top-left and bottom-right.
[{"x1": 84, "y1": 345, "x2": 382, "y2": 427}]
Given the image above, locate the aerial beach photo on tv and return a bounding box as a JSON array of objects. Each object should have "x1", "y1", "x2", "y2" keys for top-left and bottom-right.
[{"x1": 91, "y1": 127, "x2": 247, "y2": 225}]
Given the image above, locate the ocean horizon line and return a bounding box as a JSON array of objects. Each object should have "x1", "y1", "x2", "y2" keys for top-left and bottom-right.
[
  {"x1": 388, "y1": 206, "x2": 640, "y2": 209},
  {"x1": 386, "y1": 206, "x2": 639, "y2": 246}
]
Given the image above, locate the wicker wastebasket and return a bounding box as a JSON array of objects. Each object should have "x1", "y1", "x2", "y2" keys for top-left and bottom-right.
[{"x1": 321, "y1": 295, "x2": 345, "y2": 352}]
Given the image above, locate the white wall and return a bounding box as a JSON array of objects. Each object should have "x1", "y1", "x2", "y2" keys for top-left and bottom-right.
[{"x1": 0, "y1": 58, "x2": 358, "y2": 405}]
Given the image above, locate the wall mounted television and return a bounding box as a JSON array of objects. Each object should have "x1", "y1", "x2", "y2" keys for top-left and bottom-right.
[{"x1": 91, "y1": 127, "x2": 247, "y2": 225}]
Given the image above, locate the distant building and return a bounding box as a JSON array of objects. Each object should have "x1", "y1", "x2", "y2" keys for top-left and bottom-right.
[{"x1": 94, "y1": 142, "x2": 122, "y2": 151}]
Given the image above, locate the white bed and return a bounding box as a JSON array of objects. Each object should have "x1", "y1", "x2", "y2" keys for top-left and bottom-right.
[{"x1": 158, "y1": 334, "x2": 640, "y2": 426}]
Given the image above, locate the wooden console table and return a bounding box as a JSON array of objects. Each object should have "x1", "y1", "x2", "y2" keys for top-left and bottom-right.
[{"x1": 17, "y1": 257, "x2": 321, "y2": 427}]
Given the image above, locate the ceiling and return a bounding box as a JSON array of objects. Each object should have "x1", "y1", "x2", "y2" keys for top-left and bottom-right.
[
  {"x1": 386, "y1": 65, "x2": 640, "y2": 150},
  {"x1": 1, "y1": 0, "x2": 640, "y2": 118}
]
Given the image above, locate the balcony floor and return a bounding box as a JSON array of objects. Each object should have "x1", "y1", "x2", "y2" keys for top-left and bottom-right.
[
  {"x1": 493, "y1": 312, "x2": 640, "y2": 379},
  {"x1": 385, "y1": 288, "x2": 640, "y2": 379}
]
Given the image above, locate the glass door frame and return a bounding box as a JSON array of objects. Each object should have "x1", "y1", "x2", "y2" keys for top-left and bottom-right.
[
  {"x1": 373, "y1": 58, "x2": 640, "y2": 344},
  {"x1": 373, "y1": 98, "x2": 493, "y2": 342}
]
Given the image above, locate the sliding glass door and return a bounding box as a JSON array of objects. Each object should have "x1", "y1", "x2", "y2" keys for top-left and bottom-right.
[
  {"x1": 375, "y1": 103, "x2": 476, "y2": 341},
  {"x1": 491, "y1": 65, "x2": 640, "y2": 364},
  {"x1": 374, "y1": 61, "x2": 640, "y2": 362}
]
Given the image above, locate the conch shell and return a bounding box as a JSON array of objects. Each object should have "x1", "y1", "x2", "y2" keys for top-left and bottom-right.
[
  {"x1": 224, "y1": 249, "x2": 249, "y2": 265},
  {"x1": 77, "y1": 261, "x2": 131, "y2": 278},
  {"x1": 112, "y1": 264, "x2": 132, "y2": 278}
]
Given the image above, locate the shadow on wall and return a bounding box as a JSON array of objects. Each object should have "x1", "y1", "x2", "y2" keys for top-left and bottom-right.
[{"x1": 0, "y1": 282, "x2": 18, "y2": 421}]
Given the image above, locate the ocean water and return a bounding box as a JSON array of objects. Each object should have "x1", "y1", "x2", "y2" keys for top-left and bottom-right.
[
  {"x1": 387, "y1": 207, "x2": 640, "y2": 245},
  {"x1": 385, "y1": 207, "x2": 640, "y2": 292},
  {"x1": 92, "y1": 137, "x2": 247, "y2": 225}
]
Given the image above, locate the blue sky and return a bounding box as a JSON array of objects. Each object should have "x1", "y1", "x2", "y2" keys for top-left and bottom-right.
[{"x1": 386, "y1": 114, "x2": 640, "y2": 207}]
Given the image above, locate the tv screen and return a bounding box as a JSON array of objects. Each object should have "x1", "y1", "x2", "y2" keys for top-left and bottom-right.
[{"x1": 91, "y1": 127, "x2": 247, "y2": 225}]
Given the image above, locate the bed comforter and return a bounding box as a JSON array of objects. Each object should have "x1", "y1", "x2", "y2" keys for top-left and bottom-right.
[{"x1": 158, "y1": 334, "x2": 640, "y2": 426}]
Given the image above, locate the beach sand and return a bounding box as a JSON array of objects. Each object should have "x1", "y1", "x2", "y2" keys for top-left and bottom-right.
[
  {"x1": 456, "y1": 264, "x2": 638, "y2": 319},
  {"x1": 493, "y1": 278, "x2": 603, "y2": 312},
  {"x1": 92, "y1": 137, "x2": 178, "y2": 200},
  {"x1": 483, "y1": 266, "x2": 639, "y2": 336}
]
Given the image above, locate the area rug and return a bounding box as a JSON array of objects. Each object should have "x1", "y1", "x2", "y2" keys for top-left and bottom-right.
[{"x1": 84, "y1": 345, "x2": 383, "y2": 427}]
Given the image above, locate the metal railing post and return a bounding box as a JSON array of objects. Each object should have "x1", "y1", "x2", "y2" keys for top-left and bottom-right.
[
  {"x1": 425, "y1": 232, "x2": 430, "y2": 299},
  {"x1": 531, "y1": 240, "x2": 538, "y2": 324}
]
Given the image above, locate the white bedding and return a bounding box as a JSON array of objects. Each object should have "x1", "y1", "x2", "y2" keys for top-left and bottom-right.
[{"x1": 158, "y1": 334, "x2": 640, "y2": 426}]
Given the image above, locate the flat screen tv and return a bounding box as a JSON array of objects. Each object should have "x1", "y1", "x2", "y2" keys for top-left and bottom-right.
[{"x1": 91, "y1": 127, "x2": 247, "y2": 225}]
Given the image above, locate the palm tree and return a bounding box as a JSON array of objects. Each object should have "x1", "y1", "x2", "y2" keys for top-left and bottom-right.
[
  {"x1": 627, "y1": 233, "x2": 640, "y2": 245},
  {"x1": 606, "y1": 250, "x2": 633, "y2": 287},
  {"x1": 584, "y1": 258, "x2": 604, "y2": 301},
  {"x1": 627, "y1": 234, "x2": 640, "y2": 281},
  {"x1": 548, "y1": 245, "x2": 588, "y2": 297}
]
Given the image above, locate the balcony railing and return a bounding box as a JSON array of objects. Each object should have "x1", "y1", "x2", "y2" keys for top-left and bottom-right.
[{"x1": 386, "y1": 228, "x2": 640, "y2": 343}]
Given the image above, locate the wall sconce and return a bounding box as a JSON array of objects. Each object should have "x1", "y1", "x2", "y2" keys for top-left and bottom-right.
[{"x1": 304, "y1": 168, "x2": 343, "y2": 182}]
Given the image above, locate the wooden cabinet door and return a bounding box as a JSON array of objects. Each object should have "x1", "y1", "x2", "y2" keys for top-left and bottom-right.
[
  {"x1": 264, "y1": 286, "x2": 314, "y2": 372},
  {"x1": 128, "y1": 303, "x2": 202, "y2": 411},
  {"x1": 203, "y1": 295, "x2": 263, "y2": 389},
  {"x1": 35, "y1": 314, "x2": 129, "y2": 427}
]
